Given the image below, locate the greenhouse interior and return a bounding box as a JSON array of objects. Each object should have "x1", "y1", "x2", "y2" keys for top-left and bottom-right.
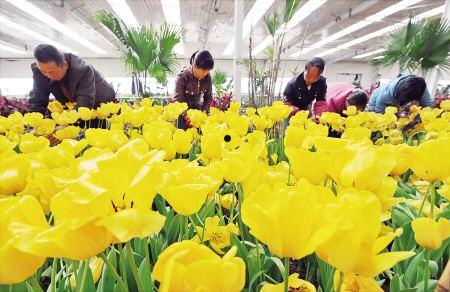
[{"x1": 1, "y1": 0, "x2": 450, "y2": 291}]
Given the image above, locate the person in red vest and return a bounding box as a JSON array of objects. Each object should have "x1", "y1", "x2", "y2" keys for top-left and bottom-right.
[{"x1": 323, "y1": 82, "x2": 368, "y2": 115}]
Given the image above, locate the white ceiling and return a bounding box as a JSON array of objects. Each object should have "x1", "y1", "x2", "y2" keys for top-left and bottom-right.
[{"x1": 0, "y1": 0, "x2": 446, "y2": 62}]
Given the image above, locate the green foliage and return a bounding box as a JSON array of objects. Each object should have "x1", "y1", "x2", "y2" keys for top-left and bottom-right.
[
  {"x1": 375, "y1": 18, "x2": 450, "y2": 76},
  {"x1": 93, "y1": 10, "x2": 186, "y2": 85}
]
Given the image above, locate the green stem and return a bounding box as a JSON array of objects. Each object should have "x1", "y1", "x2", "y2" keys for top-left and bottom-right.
[
  {"x1": 188, "y1": 215, "x2": 203, "y2": 244},
  {"x1": 229, "y1": 190, "x2": 236, "y2": 222},
  {"x1": 216, "y1": 195, "x2": 225, "y2": 224},
  {"x1": 418, "y1": 182, "x2": 433, "y2": 217},
  {"x1": 118, "y1": 244, "x2": 128, "y2": 287},
  {"x1": 255, "y1": 239, "x2": 263, "y2": 284},
  {"x1": 27, "y1": 276, "x2": 43, "y2": 292},
  {"x1": 424, "y1": 249, "x2": 430, "y2": 292},
  {"x1": 336, "y1": 271, "x2": 344, "y2": 292},
  {"x1": 184, "y1": 216, "x2": 189, "y2": 240},
  {"x1": 284, "y1": 257, "x2": 290, "y2": 292},
  {"x1": 50, "y1": 258, "x2": 58, "y2": 292},
  {"x1": 430, "y1": 183, "x2": 436, "y2": 217},
  {"x1": 287, "y1": 162, "x2": 291, "y2": 185},
  {"x1": 145, "y1": 239, "x2": 155, "y2": 292},
  {"x1": 126, "y1": 241, "x2": 145, "y2": 292},
  {"x1": 99, "y1": 253, "x2": 128, "y2": 292},
  {"x1": 78, "y1": 260, "x2": 89, "y2": 292},
  {"x1": 235, "y1": 183, "x2": 248, "y2": 241}
]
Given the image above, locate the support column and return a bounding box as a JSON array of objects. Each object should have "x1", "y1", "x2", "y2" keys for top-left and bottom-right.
[
  {"x1": 233, "y1": 0, "x2": 244, "y2": 102},
  {"x1": 428, "y1": 0, "x2": 450, "y2": 97}
]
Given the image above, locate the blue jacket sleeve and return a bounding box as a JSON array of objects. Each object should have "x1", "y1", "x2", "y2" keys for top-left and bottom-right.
[{"x1": 418, "y1": 88, "x2": 434, "y2": 108}]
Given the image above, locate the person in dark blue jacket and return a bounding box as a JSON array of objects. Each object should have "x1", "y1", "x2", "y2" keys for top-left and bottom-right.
[
  {"x1": 283, "y1": 57, "x2": 327, "y2": 116},
  {"x1": 368, "y1": 74, "x2": 433, "y2": 113}
]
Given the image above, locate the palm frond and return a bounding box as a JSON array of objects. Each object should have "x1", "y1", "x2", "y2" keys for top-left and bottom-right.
[
  {"x1": 374, "y1": 17, "x2": 450, "y2": 76},
  {"x1": 264, "y1": 12, "x2": 281, "y2": 37},
  {"x1": 283, "y1": 0, "x2": 301, "y2": 23},
  {"x1": 93, "y1": 10, "x2": 186, "y2": 86}
]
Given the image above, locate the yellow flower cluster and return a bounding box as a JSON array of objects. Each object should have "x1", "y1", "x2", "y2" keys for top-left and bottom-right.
[{"x1": 0, "y1": 99, "x2": 449, "y2": 291}]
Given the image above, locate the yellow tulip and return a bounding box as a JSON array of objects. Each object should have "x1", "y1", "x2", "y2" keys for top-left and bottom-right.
[
  {"x1": 411, "y1": 138, "x2": 450, "y2": 181},
  {"x1": 70, "y1": 256, "x2": 104, "y2": 288},
  {"x1": 173, "y1": 129, "x2": 192, "y2": 154},
  {"x1": 187, "y1": 109, "x2": 207, "y2": 128},
  {"x1": 440, "y1": 99, "x2": 450, "y2": 111},
  {"x1": 97, "y1": 208, "x2": 165, "y2": 243},
  {"x1": 319, "y1": 144, "x2": 398, "y2": 210},
  {"x1": 319, "y1": 112, "x2": 345, "y2": 131},
  {"x1": 152, "y1": 241, "x2": 245, "y2": 292},
  {"x1": 51, "y1": 110, "x2": 79, "y2": 125},
  {"x1": 317, "y1": 189, "x2": 414, "y2": 277},
  {"x1": 50, "y1": 139, "x2": 165, "y2": 245},
  {"x1": 268, "y1": 101, "x2": 292, "y2": 122},
  {"x1": 261, "y1": 273, "x2": 316, "y2": 292},
  {"x1": 412, "y1": 217, "x2": 450, "y2": 250},
  {"x1": 224, "y1": 111, "x2": 250, "y2": 137},
  {"x1": 221, "y1": 142, "x2": 262, "y2": 183},
  {"x1": 65, "y1": 102, "x2": 77, "y2": 110},
  {"x1": 85, "y1": 128, "x2": 128, "y2": 152},
  {"x1": 246, "y1": 107, "x2": 256, "y2": 116},
  {"x1": 200, "y1": 132, "x2": 224, "y2": 161},
  {"x1": 242, "y1": 181, "x2": 336, "y2": 259},
  {"x1": 229, "y1": 101, "x2": 241, "y2": 113},
  {"x1": 47, "y1": 100, "x2": 64, "y2": 113},
  {"x1": 96, "y1": 104, "x2": 111, "y2": 119},
  {"x1": 343, "y1": 105, "x2": 358, "y2": 116},
  {"x1": 214, "y1": 193, "x2": 237, "y2": 210},
  {"x1": 0, "y1": 196, "x2": 46, "y2": 284},
  {"x1": 5, "y1": 196, "x2": 110, "y2": 261},
  {"x1": 36, "y1": 118, "x2": 56, "y2": 136},
  {"x1": 54, "y1": 125, "x2": 81, "y2": 141},
  {"x1": 78, "y1": 107, "x2": 96, "y2": 121},
  {"x1": 0, "y1": 154, "x2": 45, "y2": 196},
  {"x1": 250, "y1": 115, "x2": 272, "y2": 131},
  {"x1": 341, "y1": 127, "x2": 371, "y2": 141},
  {"x1": 156, "y1": 160, "x2": 222, "y2": 215},
  {"x1": 24, "y1": 112, "x2": 44, "y2": 128},
  {"x1": 0, "y1": 135, "x2": 16, "y2": 157},
  {"x1": 164, "y1": 102, "x2": 188, "y2": 121},
  {"x1": 19, "y1": 133, "x2": 50, "y2": 153},
  {"x1": 143, "y1": 122, "x2": 174, "y2": 150},
  {"x1": 193, "y1": 216, "x2": 239, "y2": 254},
  {"x1": 285, "y1": 146, "x2": 327, "y2": 184},
  {"x1": 334, "y1": 272, "x2": 383, "y2": 292}
]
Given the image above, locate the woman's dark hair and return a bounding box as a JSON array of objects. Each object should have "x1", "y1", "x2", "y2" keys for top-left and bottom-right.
[
  {"x1": 33, "y1": 44, "x2": 65, "y2": 67},
  {"x1": 305, "y1": 57, "x2": 325, "y2": 73},
  {"x1": 347, "y1": 91, "x2": 368, "y2": 109},
  {"x1": 190, "y1": 50, "x2": 214, "y2": 70},
  {"x1": 395, "y1": 76, "x2": 426, "y2": 106}
]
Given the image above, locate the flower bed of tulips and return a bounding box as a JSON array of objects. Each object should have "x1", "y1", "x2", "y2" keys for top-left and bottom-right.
[{"x1": 1, "y1": 98, "x2": 450, "y2": 292}]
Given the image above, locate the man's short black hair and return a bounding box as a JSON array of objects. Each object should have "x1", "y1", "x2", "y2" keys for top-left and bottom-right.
[
  {"x1": 305, "y1": 57, "x2": 325, "y2": 73},
  {"x1": 348, "y1": 91, "x2": 369, "y2": 109},
  {"x1": 33, "y1": 44, "x2": 65, "y2": 67},
  {"x1": 395, "y1": 76, "x2": 426, "y2": 106},
  {"x1": 190, "y1": 50, "x2": 214, "y2": 70}
]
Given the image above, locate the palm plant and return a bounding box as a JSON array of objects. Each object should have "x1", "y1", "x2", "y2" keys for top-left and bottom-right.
[
  {"x1": 212, "y1": 69, "x2": 233, "y2": 96},
  {"x1": 93, "y1": 10, "x2": 186, "y2": 94},
  {"x1": 264, "y1": 0, "x2": 301, "y2": 103},
  {"x1": 245, "y1": 0, "x2": 301, "y2": 106},
  {"x1": 374, "y1": 17, "x2": 450, "y2": 77}
]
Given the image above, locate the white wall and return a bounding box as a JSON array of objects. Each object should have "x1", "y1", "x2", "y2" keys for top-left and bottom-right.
[{"x1": 1, "y1": 57, "x2": 448, "y2": 97}]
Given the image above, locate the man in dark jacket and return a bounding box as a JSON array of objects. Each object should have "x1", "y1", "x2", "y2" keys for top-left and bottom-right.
[
  {"x1": 283, "y1": 57, "x2": 327, "y2": 116},
  {"x1": 28, "y1": 44, "x2": 116, "y2": 114}
]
